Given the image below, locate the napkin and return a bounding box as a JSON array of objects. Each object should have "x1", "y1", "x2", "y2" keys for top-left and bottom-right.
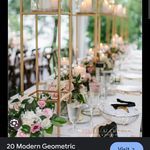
[{"x1": 111, "y1": 98, "x2": 136, "y2": 110}]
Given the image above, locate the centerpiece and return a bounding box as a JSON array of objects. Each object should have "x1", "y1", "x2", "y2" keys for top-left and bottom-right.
[{"x1": 8, "y1": 93, "x2": 67, "y2": 137}]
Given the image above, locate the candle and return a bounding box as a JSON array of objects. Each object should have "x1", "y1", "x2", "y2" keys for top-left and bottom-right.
[
  {"x1": 80, "y1": 1, "x2": 87, "y2": 12},
  {"x1": 123, "y1": 7, "x2": 126, "y2": 16},
  {"x1": 51, "y1": 0, "x2": 58, "y2": 10},
  {"x1": 61, "y1": 57, "x2": 69, "y2": 66},
  {"x1": 104, "y1": 45, "x2": 109, "y2": 51},
  {"x1": 38, "y1": 0, "x2": 43, "y2": 10},
  {"x1": 86, "y1": 0, "x2": 92, "y2": 12},
  {"x1": 116, "y1": 4, "x2": 123, "y2": 16},
  {"x1": 100, "y1": 43, "x2": 103, "y2": 48},
  {"x1": 80, "y1": 0, "x2": 92, "y2": 12},
  {"x1": 42, "y1": 0, "x2": 51, "y2": 11},
  {"x1": 73, "y1": 65, "x2": 86, "y2": 76},
  {"x1": 100, "y1": 53, "x2": 107, "y2": 62},
  {"x1": 102, "y1": 0, "x2": 109, "y2": 13},
  {"x1": 118, "y1": 37, "x2": 123, "y2": 44},
  {"x1": 88, "y1": 48, "x2": 94, "y2": 56},
  {"x1": 108, "y1": 4, "x2": 113, "y2": 13}
]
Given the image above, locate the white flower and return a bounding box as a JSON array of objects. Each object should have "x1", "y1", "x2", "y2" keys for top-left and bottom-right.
[
  {"x1": 20, "y1": 104, "x2": 25, "y2": 109},
  {"x1": 19, "y1": 95, "x2": 30, "y2": 102},
  {"x1": 9, "y1": 102, "x2": 21, "y2": 111},
  {"x1": 28, "y1": 97, "x2": 34, "y2": 104},
  {"x1": 36, "y1": 107, "x2": 43, "y2": 117},
  {"x1": 21, "y1": 111, "x2": 41, "y2": 126},
  {"x1": 41, "y1": 118, "x2": 52, "y2": 129}
]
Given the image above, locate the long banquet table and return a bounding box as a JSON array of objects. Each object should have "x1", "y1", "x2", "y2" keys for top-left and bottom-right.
[{"x1": 10, "y1": 45, "x2": 142, "y2": 137}]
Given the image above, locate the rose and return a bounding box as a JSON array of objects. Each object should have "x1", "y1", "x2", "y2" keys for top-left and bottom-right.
[
  {"x1": 9, "y1": 102, "x2": 21, "y2": 111},
  {"x1": 38, "y1": 100, "x2": 46, "y2": 109},
  {"x1": 31, "y1": 123, "x2": 41, "y2": 133},
  {"x1": 82, "y1": 73, "x2": 91, "y2": 81},
  {"x1": 21, "y1": 111, "x2": 40, "y2": 126},
  {"x1": 41, "y1": 118, "x2": 52, "y2": 129},
  {"x1": 42, "y1": 108, "x2": 53, "y2": 118},
  {"x1": 36, "y1": 107, "x2": 43, "y2": 116},
  {"x1": 87, "y1": 66, "x2": 95, "y2": 74},
  {"x1": 16, "y1": 129, "x2": 30, "y2": 137}
]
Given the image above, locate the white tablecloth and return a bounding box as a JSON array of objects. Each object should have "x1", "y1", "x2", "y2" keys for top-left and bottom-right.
[{"x1": 10, "y1": 45, "x2": 142, "y2": 137}]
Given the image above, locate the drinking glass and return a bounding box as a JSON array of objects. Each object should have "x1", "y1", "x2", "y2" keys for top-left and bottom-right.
[
  {"x1": 67, "y1": 102, "x2": 81, "y2": 132},
  {"x1": 87, "y1": 82, "x2": 100, "y2": 127}
]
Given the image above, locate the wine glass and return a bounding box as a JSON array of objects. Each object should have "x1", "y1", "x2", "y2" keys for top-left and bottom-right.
[
  {"x1": 67, "y1": 101, "x2": 81, "y2": 133},
  {"x1": 87, "y1": 82, "x2": 100, "y2": 127}
]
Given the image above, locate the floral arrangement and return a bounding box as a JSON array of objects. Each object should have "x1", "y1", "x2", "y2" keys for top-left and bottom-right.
[
  {"x1": 8, "y1": 93, "x2": 67, "y2": 137},
  {"x1": 81, "y1": 57, "x2": 96, "y2": 76}
]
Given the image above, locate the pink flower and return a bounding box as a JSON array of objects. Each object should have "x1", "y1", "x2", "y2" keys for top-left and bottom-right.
[
  {"x1": 31, "y1": 123, "x2": 41, "y2": 134},
  {"x1": 42, "y1": 108, "x2": 53, "y2": 118},
  {"x1": 83, "y1": 73, "x2": 91, "y2": 81},
  {"x1": 87, "y1": 66, "x2": 95, "y2": 74},
  {"x1": 38, "y1": 100, "x2": 46, "y2": 109},
  {"x1": 16, "y1": 129, "x2": 30, "y2": 137}
]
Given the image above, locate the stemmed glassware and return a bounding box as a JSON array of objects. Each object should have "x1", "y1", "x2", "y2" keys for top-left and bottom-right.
[
  {"x1": 67, "y1": 101, "x2": 81, "y2": 133},
  {"x1": 87, "y1": 82, "x2": 100, "y2": 127}
]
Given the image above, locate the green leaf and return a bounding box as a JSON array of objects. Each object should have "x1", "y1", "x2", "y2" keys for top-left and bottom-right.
[
  {"x1": 52, "y1": 116, "x2": 67, "y2": 126},
  {"x1": 21, "y1": 125, "x2": 31, "y2": 133},
  {"x1": 31, "y1": 100, "x2": 38, "y2": 111},
  {"x1": 11, "y1": 98, "x2": 20, "y2": 103},
  {"x1": 21, "y1": 98, "x2": 30, "y2": 104},
  {"x1": 31, "y1": 131, "x2": 41, "y2": 137},
  {"x1": 46, "y1": 101, "x2": 55, "y2": 110},
  {"x1": 40, "y1": 115, "x2": 47, "y2": 120},
  {"x1": 45, "y1": 125, "x2": 53, "y2": 134}
]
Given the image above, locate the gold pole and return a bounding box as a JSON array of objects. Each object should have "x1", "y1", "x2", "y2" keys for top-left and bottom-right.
[
  {"x1": 94, "y1": 0, "x2": 98, "y2": 61},
  {"x1": 126, "y1": 17, "x2": 129, "y2": 41},
  {"x1": 97, "y1": 0, "x2": 100, "y2": 46},
  {"x1": 76, "y1": 14, "x2": 78, "y2": 64},
  {"x1": 98, "y1": 0, "x2": 104, "y2": 45},
  {"x1": 35, "y1": 15, "x2": 39, "y2": 97},
  {"x1": 106, "y1": 16, "x2": 110, "y2": 43},
  {"x1": 121, "y1": 17, "x2": 124, "y2": 38},
  {"x1": 57, "y1": 0, "x2": 61, "y2": 115},
  {"x1": 123, "y1": 18, "x2": 125, "y2": 40},
  {"x1": 20, "y1": 0, "x2": 24, "y2": 96},
  {"x1": 112, "y1": 5, "x2": 116, "y2": 36},
  {"x1": 114, "y1": 15, "x2": 117, "y2": 34},
  {"x1": 69, "y1": 0, "x2": 72, "y2": 103}
]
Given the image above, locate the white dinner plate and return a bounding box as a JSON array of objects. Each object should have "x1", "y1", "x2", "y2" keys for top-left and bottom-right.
[
  {"x1": 129, "y1": 65, "x2": 142, "y2": 71},
  {"x1": 115, "y1": 85, "x2": 142, "y2": 93},
  {"x1": 121, "y1": 73, "x2": 142, "y2": 80}
]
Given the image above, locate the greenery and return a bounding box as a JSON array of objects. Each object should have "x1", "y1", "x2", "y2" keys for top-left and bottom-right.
[{"x1": 8, "y1": 93, "x2": 67, "y2": 137}]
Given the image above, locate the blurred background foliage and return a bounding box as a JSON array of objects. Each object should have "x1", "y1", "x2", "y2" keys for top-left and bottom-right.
[{"x1": 87, "y1": 0, "x2": 142, "y2": 49}]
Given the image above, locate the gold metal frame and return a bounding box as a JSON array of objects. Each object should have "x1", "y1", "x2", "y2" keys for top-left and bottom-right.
[
  {"x1": 20, "y1": 0, "x2": 73, "y2": 115},
  {"x1": 20, "y1": 0, "x2": 129, "y2": 115}
]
